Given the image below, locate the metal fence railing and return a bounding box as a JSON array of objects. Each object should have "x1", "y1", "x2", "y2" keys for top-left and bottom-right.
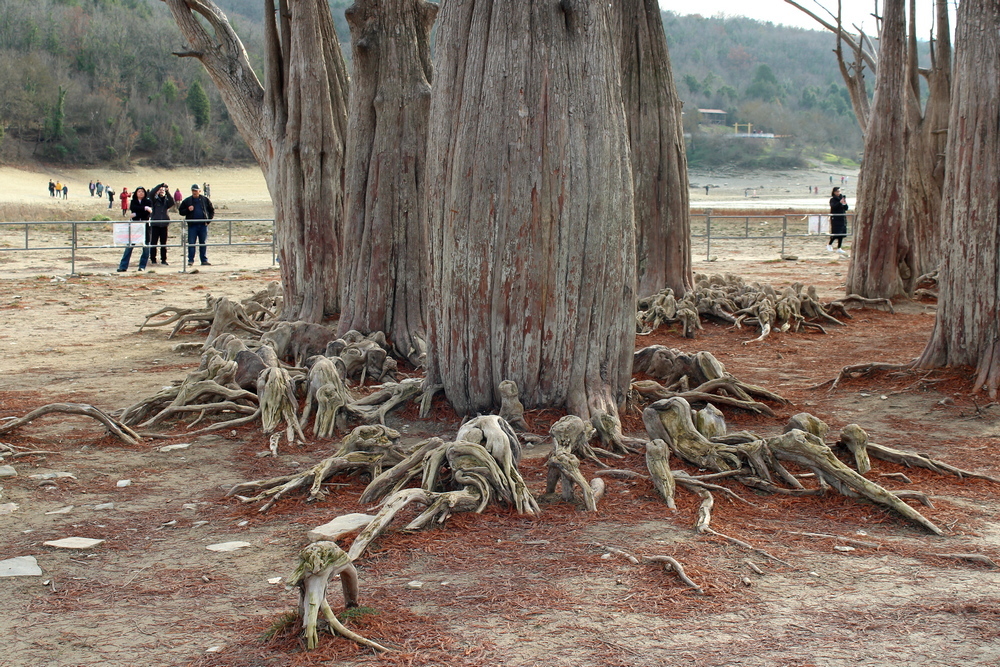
[
  {"x1": 0, "y1": 218, "x2": 276, "y2": 274},
  {"x1": 0, "y1": 213, "x2": 859, "y2": 275},
  {"x1": 691, "y1": 212, "x2": 856, "y2": 261}
]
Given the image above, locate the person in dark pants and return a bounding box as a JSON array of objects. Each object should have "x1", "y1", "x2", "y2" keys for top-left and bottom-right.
[
  {"x1": 827, "y1": 187, "x2": 849, "y2": 255},
  {"x1": 179, "y1": 183, "x2": 215, "y2": 266},
  {"x1": 117, "y1": 187, "x2": 153, "y2": 272},
  {"x1": 148, "y1": 183, "x2": 175, "y2": 265}
]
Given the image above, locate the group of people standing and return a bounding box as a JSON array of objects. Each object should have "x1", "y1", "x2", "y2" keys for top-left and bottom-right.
[
  {"x1": 48, "y1": 180, "x2": 68, "y2": 198},
  {"x1": 117, "y1": 183, "x2": 215, "y2": 272}
]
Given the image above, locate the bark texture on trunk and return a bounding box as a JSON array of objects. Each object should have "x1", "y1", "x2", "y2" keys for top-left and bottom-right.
[
  {"x1": 903, "y1": 0, "x2": 951, "y2": 292},
  {"x1": 338, "y1": 0, "x2": 437, "y2": 363},
  {"x1": 617, "y1": 0, "x2": 691, "y2": 298},
  {"x1": 917, "y1": 0, "x2": 1000, "y2": 397},
  {"x1": 846, "y1": 0, "x2": 909, "y2": 298},
  {"x1": 164, "y1": 0, "x2": 348, "y2": 323},
  {"x1": 424, "y1": 0, "x2": 636, "y2": 420}
]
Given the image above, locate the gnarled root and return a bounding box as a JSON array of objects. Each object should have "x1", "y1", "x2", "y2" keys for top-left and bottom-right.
[
  {"x1": 229, "y1": 425, "x2": 407, "y2": 512},
  {"x1": 498, "y1": 380, "x2": 529, "y2": 431},
  {"x1": 288, "y1": 542, "x2": 389, "y2": 652},
  {"x1": 0, "y1": 403, "x2": 140, "y2": 445},
  {"x1": 546, "y1": 449, "x2": 598, "y2": 511},
  {"x1": 645, "y1": 439, "x2": 676, "y2": 508}
]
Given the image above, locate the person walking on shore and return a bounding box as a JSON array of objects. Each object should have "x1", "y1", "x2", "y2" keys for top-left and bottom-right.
[
  {"x1": 148, "y1": 183, "x2": 175, "y2": 265},
  {"x1": 179, "y1": 183, "x2": 214, "y2": 266},
  {"x1": 120, "y1": 188, "x2": 130, "y2": 216}
]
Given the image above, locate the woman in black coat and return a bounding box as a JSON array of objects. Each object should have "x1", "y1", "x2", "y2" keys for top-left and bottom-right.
[
  {"x1": 148, "y1": 183, "x2": 176, "y2": 265},
  {"x1": 828, "y1": 187, "x2": 849, "y2": 255},
  {"x1": 117, "y1": 187, "x2": 153, "y2": 272}
]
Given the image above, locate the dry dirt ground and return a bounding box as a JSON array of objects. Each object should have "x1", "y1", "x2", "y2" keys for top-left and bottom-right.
[{"x1": 3, "y1": 167, "x2": 1000, "y2": 667}]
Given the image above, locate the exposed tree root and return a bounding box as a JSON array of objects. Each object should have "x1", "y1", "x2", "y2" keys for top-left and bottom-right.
[
  {"x1": 288, "y1": 541, "x2": 390, "y2": 652},
  {"x1": 228, "y1": 426, "x2": 407, "y2": 512},
  {"x1": 350, "y1": 429, "x2": 539, "y2": 559},
  {"x1": 633, "y1": 347, "x2": 788, "y2": 416},
  {"x1": 498, "y1": 380, "x2": 529, "y2": 430},
  {"x1": 643, "y1": 397, "x2": 946, "y2": 535},
  {"x1": 637, "y1": 274, "x2": 848, "y2": 342},
  {"x1": 642, "y1": 555, "x2": 704, "y2": 594},
  {"x1": 0, "y1": 403, "x2": 140, "y2": 445},
  {"x1": 810, "y1": 360, "x2": 916, "y2": 392}
]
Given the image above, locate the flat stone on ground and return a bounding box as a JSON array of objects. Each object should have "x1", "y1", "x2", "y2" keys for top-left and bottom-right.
[
  {"x1": 0, "y1": 466, "x2": 16, "y2": 478},
  {"x1": 206, "y1": 541, "x2": 252, "y2": 552},
  {"x1": 43, "y1": 537, "x2": 105, "y2": 549},
  {"x1": 307, "y1": 513, "x2": 376, "y2": 542},
  {"x1": 0, "y1": 556, "x2": 43, "y2": 577}
]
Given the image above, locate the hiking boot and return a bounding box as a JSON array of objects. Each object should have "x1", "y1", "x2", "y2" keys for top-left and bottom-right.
[{"x1": 201, "y1": 262, "x2": 212, "y2": 266}]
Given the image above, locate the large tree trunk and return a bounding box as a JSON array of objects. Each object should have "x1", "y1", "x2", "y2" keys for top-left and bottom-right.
[
  {"x1": 423, "y1": 0, "x2": 636, "y2": 420},
  {"x1": 916, "y1": 0, "x2": 1000, "y2": 397},
  {"x1": 846, "y1": 0, "x2": 909, "y2": 298},
  {"x1": 902, "y1": 0, "x2": 950, "y2": 291},
  {"x1": 338, "y1": 0, "x2": 437, "y2": 363},
  {"x1": 164, "y1": 0, "x2": 347, "y2": 323},
  {"x1": 617, "y1": 0, "x2": 691, "y2": 298}
]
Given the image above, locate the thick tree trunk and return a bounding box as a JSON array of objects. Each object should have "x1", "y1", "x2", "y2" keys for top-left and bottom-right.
[
  {"x1": 846, "y1": 0, "x2": 909, "y2": 298},
  {"x1": 164, "y1": 0, "x2": 348, "y2": 323},
  {"x1": 423, "y1": 0, "x2": 636, "y2": 420},
  {"x1": 916, "y1": 0, "x2": 1000, "y2": 397},
  {"x1": 338, "y1": 0, "x2": 437, "y2": 363},
  {"x1": 617, "y1": 0, "x2": 691, "y2": 298},
  {"x1": 903, "y1": 0, "x2": 951, "y2": 293}
]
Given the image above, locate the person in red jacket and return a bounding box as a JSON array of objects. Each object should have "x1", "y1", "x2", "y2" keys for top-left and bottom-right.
[
  {"x1": 120, "y1": 188, "x2": 130, "y2": 217},
  {"x1": 173, "y1": 188, "x2": 183, "y2": 205}
]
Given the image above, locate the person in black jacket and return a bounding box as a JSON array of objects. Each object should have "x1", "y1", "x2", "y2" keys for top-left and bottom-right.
[
  {"x1": 117, "y1": 187, "x2": 153, "y2": 272},
  {"x1": 827, "y1": 187, "x2": 849, "y2": 255},
  {"x1": 148, "y1": 183, "x2": 176, "y2": 265},
  {"x1": 179, "y1": 183, "x2": 215, "y2": 266}
]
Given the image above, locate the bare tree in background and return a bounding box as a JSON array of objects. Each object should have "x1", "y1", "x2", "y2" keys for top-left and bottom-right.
[
  {"x1": 423, "y1": 0, "x2": 636, "y2": 421},
  {"x1": 164, "y1": 0, "x2": 348, "y2": 322},
  {"x1": 786, "y1": 0, "x2": 951, "y2": 297}
]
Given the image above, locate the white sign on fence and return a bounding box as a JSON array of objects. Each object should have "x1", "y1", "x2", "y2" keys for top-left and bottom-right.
[
  {"x1": 807, "y1": 215, "x2": 830, "y2": 235},
  {"x1": 113, "y1": 222, "x2": 145, "y2": 246}
]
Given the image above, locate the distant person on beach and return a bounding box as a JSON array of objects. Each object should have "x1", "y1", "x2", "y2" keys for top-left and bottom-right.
[
  {"x1": 89, "y1": 181, "x2": 95, "y2": 197},
  {"x1": 148, "y1": 183, "x2": 176, "y2": 265},
  {"x1": 173, "y1": 188, "x2": 183, "y2": 204},
  {"x1": 117, "y1": 186, "x2": 152, "y2": 273},
  {"x1": 827, "y1": 187, "x2": 849, "y2": 255},
  {"x1": 120, "y1": 188, "x2": 130, "y2": 216},
  {"x1": 107, "y1": 187, "x2": 115, "y2": 209},
  {"x1": 179, "y1": 183, "x2": 214, "y2": 266},
  {"x1": 62, "y1": 184, "x2": 68, "y2": 199},
  {"x1": 96, "y1": 181, "x2": 104, "y2": 197},
  {"x1": 704, "y1": 185, "x2": 709, "y2": 196},
  {"x1": 203, "y1": 183, "x2": 210, "y2": 198},
  {"x1": 48, "y1": 180, "x2": 55, "y2": 197}
]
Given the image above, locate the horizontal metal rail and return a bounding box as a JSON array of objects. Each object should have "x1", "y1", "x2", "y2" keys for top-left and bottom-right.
[{"x1": 0, "y1": 219, "x2": 276, "y2": 274}]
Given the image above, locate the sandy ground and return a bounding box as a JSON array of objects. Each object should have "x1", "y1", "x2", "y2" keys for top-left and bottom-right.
[{"x1": 4, "y1": 163, "x2": 1000, "y2": 667}]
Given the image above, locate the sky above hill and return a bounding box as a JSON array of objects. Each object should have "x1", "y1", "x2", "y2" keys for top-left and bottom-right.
[{"x1": 658, "y1": 0, "x2": 939, "y2": 34}]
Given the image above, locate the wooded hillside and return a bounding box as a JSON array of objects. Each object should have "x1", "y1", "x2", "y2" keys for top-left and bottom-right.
[{"x1": 0, "y1": 0, "x2": 865, "y2": 167}]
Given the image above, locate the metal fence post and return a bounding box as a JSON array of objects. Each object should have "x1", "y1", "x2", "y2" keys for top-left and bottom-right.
[
  {"x1": 781, "y1": 215, "x2": 787, "y2": 257},
  {"x1": 71, "y1": 222, "x2": 77, "y2": 275},
  {"x1": 181, "y1": 220, "x2": 188, "y2": 273},
  {"x1": 705, "y1": 209, "x2": 712, "y2": 261}
]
